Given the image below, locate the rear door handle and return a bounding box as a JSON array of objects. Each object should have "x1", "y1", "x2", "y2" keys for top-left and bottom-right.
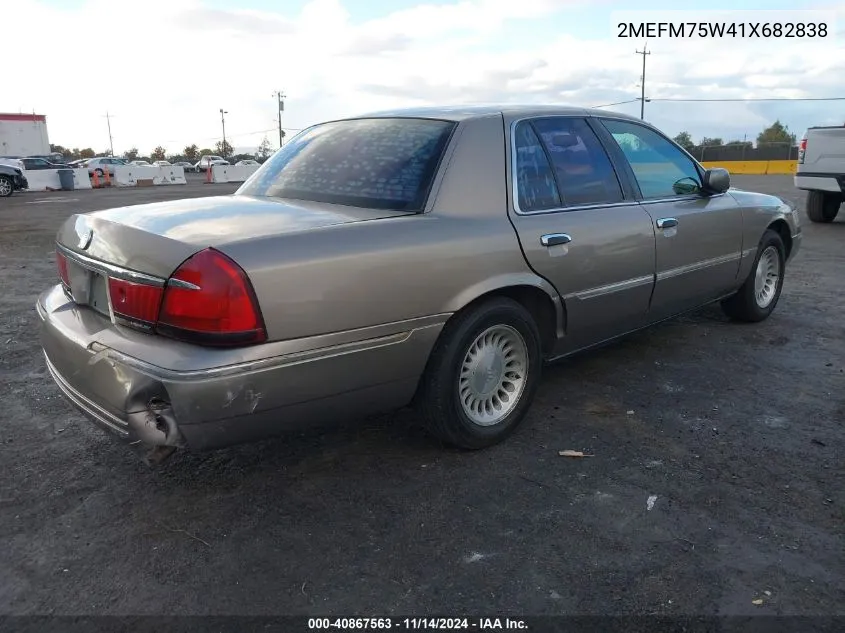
[
  {"x1": 540, "y1": 233, "x2": 571, "y2": 247},
  {"x1": 656, "y1": 218, "x2": 678, "y2": 229}
]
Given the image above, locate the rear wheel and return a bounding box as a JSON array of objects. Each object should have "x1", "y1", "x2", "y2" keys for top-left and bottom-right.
[
  {"x1": 806, "y1": 190, "x2": 841, "y2": 223},
  {"x1": 0, "y1": 175, "x2": 14, "y2": 197},
  {"x1": 721, "y1": 229, "x2": 785, "y2": 322},
  {"x1": 415, "y1": 297, "x2": 542, "y2": 449}
]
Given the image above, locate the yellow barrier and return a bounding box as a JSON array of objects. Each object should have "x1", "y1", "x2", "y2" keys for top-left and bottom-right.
[
  {"x1": 765, "y1": 160, "x2": 797, "y2": 175},
  {"x1": 700, "y1": 160, "x2": 797, "y2": 175}
]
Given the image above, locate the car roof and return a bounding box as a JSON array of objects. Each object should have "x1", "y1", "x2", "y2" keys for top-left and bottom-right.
[{"x1": 347, "y1": 104, "x2": 643, "y2": 123}]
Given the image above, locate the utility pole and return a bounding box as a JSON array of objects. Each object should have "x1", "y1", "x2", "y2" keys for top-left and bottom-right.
[
  {"x1": 635, "y1": 42, "x2": 651, "y2": 119},
  {"x1": 219, "y1": 108, "x2": 228, "y2": 157},
  {"x1": 273, "y1": 90, "x2": 286, "y2": 147},
  {"x1": 104, "y1": 112, "x2": 114, "y2": 156}
]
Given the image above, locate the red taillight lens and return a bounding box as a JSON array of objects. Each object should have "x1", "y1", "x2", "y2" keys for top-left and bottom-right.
[
  {"x1": 56, "y1": 251, "x2": 70, "y2": 286},
  {"x1": 157, "y1": 248, "x2": 266, "y2": 346},
  {"x1": 108, "y1": 277, "x2": 164, "y2": 323},
  {"x1": 799, "y1": 138, "x2": 807, "y2": 151}
]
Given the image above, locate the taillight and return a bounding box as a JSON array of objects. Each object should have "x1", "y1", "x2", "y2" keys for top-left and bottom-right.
[
  {"x1": 56, "y1": 251, "x2": 70, "y2": 286},
  {"x1": 798, "y1": 137, "x2": 807, "y2": 164},
  {"x1": 108, "y1": 278, "x2": 163, "y2": 323},
  {"x1": 156, "y1": 248, "x2": 266, "y2": 346}
]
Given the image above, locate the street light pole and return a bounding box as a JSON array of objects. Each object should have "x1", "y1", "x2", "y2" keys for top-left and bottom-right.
[{"x1": 220, "y1": 108, "x2": 228, "y2": 157}]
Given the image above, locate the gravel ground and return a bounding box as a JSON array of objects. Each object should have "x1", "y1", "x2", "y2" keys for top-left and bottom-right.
[{"x1": 0, "y1": 176, "x2": 842, "y2": 623}]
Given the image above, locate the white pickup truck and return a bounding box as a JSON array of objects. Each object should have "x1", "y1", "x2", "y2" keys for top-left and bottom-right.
[{"x1": 795, "y1": 126, "x2": 845, "y2": 223}]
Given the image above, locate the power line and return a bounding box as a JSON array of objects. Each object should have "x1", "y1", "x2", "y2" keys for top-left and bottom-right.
[
  {"x1": 650, "y1": 96, "x2": 845, "y2": 102},
  {"x1": 591, "y1": 99, "x2": 640, "y2": 108}
]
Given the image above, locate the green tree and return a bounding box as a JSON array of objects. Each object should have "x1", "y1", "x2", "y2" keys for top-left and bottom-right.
[
  {"x1": 124, "y1": 147, "x2": 139, "y2": 160},
  {"x1": 672, "y1": 132, "x2": 695, "y2": 153},
  {"x1": 757, "y1": 120, "x2": 796, "y2": 146},
  {"x1": 198, "y1": 148, "x2": 213, "y2": 157},
  {"x1": 256, "y1": 135, "x2": 274, "y2": 160},
  {"x1": 50, "y1": 144, "x2": 73, "y2": 158},
  {"x1": 151, "y1": 146, "x2": 167, "y2": 161},
  {"x1": 699, "y1": 137, "x2": 724, "y2": 147},
  {"x1": 183, "y1": 144, "x2": 199, "y2": 161},
  {"x1": 214, "y1": 140, "x2": 233, "y2": 157},
  {"x1": 79, "y1": 148, "x2": 96, "y2": 159}
]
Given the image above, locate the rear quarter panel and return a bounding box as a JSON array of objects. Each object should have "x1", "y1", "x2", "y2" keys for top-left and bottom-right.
[{"x1": 219, "y1": 114, "x2": 560, "y2": 342}]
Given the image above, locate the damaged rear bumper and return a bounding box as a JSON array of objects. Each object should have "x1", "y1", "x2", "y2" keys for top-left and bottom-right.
[{"x1": 36, "y1": 285, "x2": 445, "y2": 461}]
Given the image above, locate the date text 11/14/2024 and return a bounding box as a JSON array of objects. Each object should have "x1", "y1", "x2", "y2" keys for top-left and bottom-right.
[{"x1": 308, "y1": 618, "x2": 529, "y2": 630}]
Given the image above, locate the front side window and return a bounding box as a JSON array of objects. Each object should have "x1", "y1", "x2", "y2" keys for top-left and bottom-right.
[
  {"x1": 238, "y1": 118, "x2": 455, "y2": 211},
  {"x1": 600, "y1": 119, "x2": 702, "y2": 199}
]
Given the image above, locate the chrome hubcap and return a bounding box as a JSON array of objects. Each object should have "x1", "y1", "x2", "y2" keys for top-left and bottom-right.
[
  {"x1": 754, "y1": 246, "x2": 780, "y2": 309},
  {"x1": 0, "y1": 179, "x2": 11, "y2": 195},
  {"x1": 459, "y1": 324, "x2": 528, "y2": 426}
]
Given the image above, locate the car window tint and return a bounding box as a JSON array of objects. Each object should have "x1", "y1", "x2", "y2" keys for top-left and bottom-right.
[
  {"x1": 239, "y1": 118, "x2": 455, "y2": 211},
  {"x1": 531, "y1": 117, "x2": 623, "y2": 206},
  {"x1": 600, "y1": 119, "x2": 701, "y2": 199},
  {"x1": 513, "y1": 121, "x2": 561, "y2": 212}
]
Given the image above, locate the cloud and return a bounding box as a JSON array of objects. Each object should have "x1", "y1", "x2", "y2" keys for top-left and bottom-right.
[{"x1": 3, "y1": 0, "x2": 845, "y2": 154}]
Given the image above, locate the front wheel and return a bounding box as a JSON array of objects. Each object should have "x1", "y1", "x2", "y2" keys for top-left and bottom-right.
[
  {"x1": 806, "y1": 191, "x2": 841, "y2": 223},
  {"x1": 414, "y1": 297, "x2": 542, "y2": 449},
  {"x1": 0, "y1": 175, "x2": 14, "y2": 197},
  {"x1": 721, "y1": 229, "x2": 785, "y2": 322}
]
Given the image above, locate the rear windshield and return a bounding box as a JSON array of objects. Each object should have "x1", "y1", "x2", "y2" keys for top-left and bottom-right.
[{"x1": 237, "y1": 117, "x2": 456, "y2": 211}]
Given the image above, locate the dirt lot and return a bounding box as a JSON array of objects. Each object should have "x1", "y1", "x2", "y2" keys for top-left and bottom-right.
[{"x1": 0, "y1": 177, "x2": 842, "y2": 620}]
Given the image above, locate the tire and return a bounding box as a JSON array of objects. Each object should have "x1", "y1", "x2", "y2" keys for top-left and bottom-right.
[
  {"x1": 0, "y1": 175, "x2": 13, "y2": 197},
  {"x1": 94, "y1": 168, "x2": 104, "y2": 177},
  {"x1": 414, "y1": 297, "x2": 542, "y2": 449},
  {"x1": 806, "y1": 190, "x2": 841, "y2": 223},
  {"x1": 721, "y1": 229, "x2": 786, "y2": 323}
]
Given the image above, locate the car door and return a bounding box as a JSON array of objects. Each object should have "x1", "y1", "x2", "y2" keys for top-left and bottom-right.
[
  {"x1": 596, "y1": 118, "x2": 744, "y2": 320},
  {"x1": 506, "y1": 115, "x2": 657, "y2": 355}
]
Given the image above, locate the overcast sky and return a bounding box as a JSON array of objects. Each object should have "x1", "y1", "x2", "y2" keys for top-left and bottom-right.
[{"x1": 5, "y1": 0, "x2": 845, "y2": 155}]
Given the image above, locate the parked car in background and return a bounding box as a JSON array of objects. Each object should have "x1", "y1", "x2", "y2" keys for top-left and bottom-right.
[
  {"x1": 795, "y1": 126, "x2": 845, "y2": 223},
  {"x1": 0, "y1": 157, "x2": 26, "y2": 171},
  {"x1": 195, "y1": 155, "x2": 228, "y2": 172},
  {"x1": 129, "y1": 160, "x2": 153, "y2": 167},
  {"x1": 38, "y1": 105, "x2": 802, "y2": 465},
  {"x1": 173, "y1": 161, "x2": 195, "y2": 172},
  {"x1": 85, "y1": 157, "x2": 128, "y2": 177},
  {"x1": 68, "y1": 159, "x2": 89, "y2": 168},
  {"x1": 0, "y1": 163, "x2": 28, "y2": 197},
  {"x1": 152, "y1": 160, "x2": 172, "y2": 167},
  {"x1": 19, "y1": 157, "x2": 70, "y2": 170},
  {"x1": 235, "y1": 159, "x2": 259, "y2": 167}
]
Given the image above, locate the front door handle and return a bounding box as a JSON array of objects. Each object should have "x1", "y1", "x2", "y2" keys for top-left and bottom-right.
[
  {"x1": 656, "y1": 217, "x2": 678, "y2": 229},
  {"x1": 540, "y1": 233, "x2": 572, "y2": 247}
]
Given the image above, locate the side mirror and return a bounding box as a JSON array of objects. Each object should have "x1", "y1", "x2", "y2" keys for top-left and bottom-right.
[{"x1": 702, "y1": 167, "x2": 730, "y2": 194}]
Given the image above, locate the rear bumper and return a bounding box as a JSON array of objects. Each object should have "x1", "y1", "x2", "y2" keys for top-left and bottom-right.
[
  {"x1": 37, "y1": 285, "x2": 445, "y2": 454},
  {"x1": 794, "y1": 174, "x2": 844, "y2": 193}
]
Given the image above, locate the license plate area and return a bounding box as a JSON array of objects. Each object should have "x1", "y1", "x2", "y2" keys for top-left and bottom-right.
[{"x1": 66, "y1": 259, "x2": 112, "y2": 319}]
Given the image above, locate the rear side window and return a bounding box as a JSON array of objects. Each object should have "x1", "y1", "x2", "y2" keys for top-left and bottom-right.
[
  {"x1": 531, "y1": 118, "x2": 623, "y2": 206},
  {"x1": 513, "y1": 122, "x2": 561, "y2": 212},
  {"x1": 238, "y1": 118, "x2": 456, "y2": 211}
]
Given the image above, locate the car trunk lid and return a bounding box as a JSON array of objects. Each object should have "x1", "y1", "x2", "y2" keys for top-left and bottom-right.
[{"x1": 57, "y1": 194, "x2": 413, "y2": 278}]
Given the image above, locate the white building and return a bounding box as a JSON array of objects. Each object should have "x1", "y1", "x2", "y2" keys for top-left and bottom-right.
[{"x1": 0, "y1": 113, "x2": 50, "y2": 157}]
